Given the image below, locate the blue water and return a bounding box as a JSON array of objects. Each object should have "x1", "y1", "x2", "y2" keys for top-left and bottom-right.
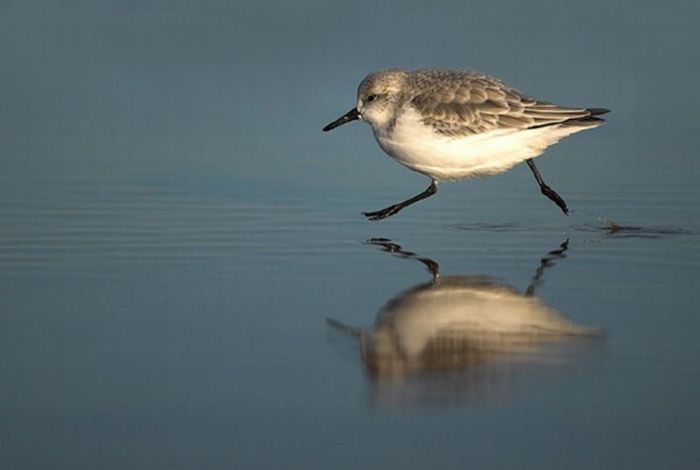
[{"x1": 2, "y1": 1, "x2": 699, "y2": 469}]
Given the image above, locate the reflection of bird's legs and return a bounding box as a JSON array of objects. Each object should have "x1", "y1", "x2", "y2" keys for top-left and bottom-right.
[
  {"x1": 366, "y1": 238, "x2": 440, "y2": 281},
  {"x1": 328, "y1": 239, "x2": 441, "y2": 337},
  {"x1": 525, "y1": 239, "x2": 569, "y2": 297}
]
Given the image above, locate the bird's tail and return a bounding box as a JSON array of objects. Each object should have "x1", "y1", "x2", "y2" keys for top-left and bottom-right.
[
  {"x1": 560, "y1": 107, "x2": 610, "y2": 128},
  {"x1": 581, "y1": 107, "x2": 610, "y2": 124},
  {"x1": 586, "y1": 107, "x2": 610, "y2": 116}
]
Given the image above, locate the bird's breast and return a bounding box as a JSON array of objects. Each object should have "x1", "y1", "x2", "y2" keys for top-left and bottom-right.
[{"x1": 370, "y1": 107, "x2": 583, "y2": 180}]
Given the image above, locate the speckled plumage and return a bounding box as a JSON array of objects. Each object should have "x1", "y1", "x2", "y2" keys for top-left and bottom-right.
[
  {"x1": 360, "y1": 69, "x2": 600, "y2": 138},
  {"x1": 323, "y1": 68, "x2": 608, "y2": 220}
]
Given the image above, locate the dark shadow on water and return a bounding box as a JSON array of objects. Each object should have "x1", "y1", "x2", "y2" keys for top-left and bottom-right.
[
  {"x1": 576, "y1": 217, "x2": 694, "y2": 239},
  {"x1": 447, "y1": 218, "x2": 693, "y2": 239},
  {"x1": 327, "y1": 239, "x2": 603, "y2": 410},
  {"x1": 446, "y1": 222, "x2": 524, "y2": 233}
]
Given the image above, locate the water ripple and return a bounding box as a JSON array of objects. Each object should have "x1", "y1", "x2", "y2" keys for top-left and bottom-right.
[{"x1": 0, "y1": 181, "x2": 337, "y2": 274}]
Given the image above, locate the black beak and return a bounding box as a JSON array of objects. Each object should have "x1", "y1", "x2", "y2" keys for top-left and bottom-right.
[{"x1": 322, "y1": 108, "x2": 360, "y2": 132}]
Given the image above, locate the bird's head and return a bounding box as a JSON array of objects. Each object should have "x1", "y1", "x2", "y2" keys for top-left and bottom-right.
[{"x1": 323, "y1": 69, "x2": 408, "y2": 132}]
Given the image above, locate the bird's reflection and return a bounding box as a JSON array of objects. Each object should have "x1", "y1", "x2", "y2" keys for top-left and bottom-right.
[{"x1": 328, "y1": 238, "x2": 601, "y2": 408}]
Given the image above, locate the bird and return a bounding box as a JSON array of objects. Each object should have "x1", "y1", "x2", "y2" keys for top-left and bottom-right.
[
  {"x1": 322, "y1": 69, "x2": 608, "y2": 221},
  {"x1": 327, "y1": 238, "x2": 599, "y2": 383}
]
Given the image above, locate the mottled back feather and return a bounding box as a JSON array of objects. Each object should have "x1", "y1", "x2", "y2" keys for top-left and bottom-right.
[{"x1": 407, "y1": 70, "x2": 600, "y2": 137}]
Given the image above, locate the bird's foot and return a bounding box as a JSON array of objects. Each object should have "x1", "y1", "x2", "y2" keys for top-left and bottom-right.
[
  {"x1": 540, "y1": 184, "x2": 569, "y2": 215},
  {"x1": 363, "y1": 204, "x2": 402, "y2": 221}
]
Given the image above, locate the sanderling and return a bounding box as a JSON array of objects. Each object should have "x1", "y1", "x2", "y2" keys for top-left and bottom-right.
[
  {"x1": 323, "y1": 69, "x2": 608, "y2": 220},
  {"x1": 327, "y1": 239, "x2": 599, "y2": 380}
]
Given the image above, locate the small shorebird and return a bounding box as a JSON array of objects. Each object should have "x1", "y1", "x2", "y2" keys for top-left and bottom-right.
[
  {"x1": 327, "y1": 239, "x2": 599, "y2": 382},
  {"x1": 323, "y1": 69, "x2": 608, "y2": 220}
]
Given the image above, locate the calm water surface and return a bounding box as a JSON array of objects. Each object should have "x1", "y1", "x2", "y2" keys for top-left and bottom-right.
[{"x1": 2, "y1": 1, "x2": 700, "y2": 469}]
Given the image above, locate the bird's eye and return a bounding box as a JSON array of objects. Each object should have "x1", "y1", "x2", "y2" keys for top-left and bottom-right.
[{"x1": 366, "y1": 94, "x2": 378, "y2": 102}]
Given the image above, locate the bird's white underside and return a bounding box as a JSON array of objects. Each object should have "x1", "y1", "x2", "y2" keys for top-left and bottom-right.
[
  {"x1": 372, "y1": 107, "x2": 599, "y2": 181},
  {"x1": 371, "y1": 284, "x2": 594, "y2": 359}
]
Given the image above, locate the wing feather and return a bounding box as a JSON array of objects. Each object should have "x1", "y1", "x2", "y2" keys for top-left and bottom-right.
[{"x1": 409, "y1": 71, "x2": 597, "y2": 137}]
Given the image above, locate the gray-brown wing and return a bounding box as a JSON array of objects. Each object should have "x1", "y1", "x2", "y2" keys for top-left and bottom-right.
[{"x1": 410, "y1": 73, "x2": 593, "y2": 137}]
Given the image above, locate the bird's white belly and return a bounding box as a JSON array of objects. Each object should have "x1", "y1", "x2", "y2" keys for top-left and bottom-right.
[{"x1": 372, "y1": 108, "x2": 586, "y2": 181}]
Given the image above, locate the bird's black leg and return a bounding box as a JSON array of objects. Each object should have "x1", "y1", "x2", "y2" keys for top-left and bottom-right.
[
  {"x1": 363, "y1": 179, "x2": 438, "y2": 221},
  {"x1": 525, "y1": 159, "x2": 568, "y2": 215}
]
